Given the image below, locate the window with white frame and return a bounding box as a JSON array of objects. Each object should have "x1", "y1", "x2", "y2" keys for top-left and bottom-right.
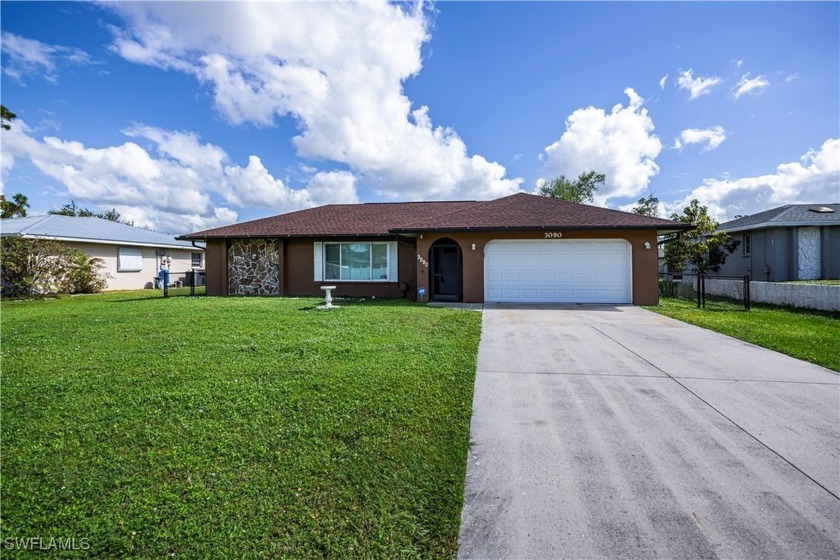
[
  {"x1": 743, "y1": 234, "x2": 751, "y2": 256},
  {"x1": 314, "y1": 242, "x2": 397, "y2": 282},
  {"x1": 117, "y1": 247, "x2": 143, "y2": 272},
  {"x1": 191, "y1": 252, "x2": 202, "y2": 268}
]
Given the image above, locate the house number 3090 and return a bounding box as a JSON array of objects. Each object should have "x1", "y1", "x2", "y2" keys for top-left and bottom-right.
[
  {"x1": 417, "y1": 254, "x2": 429, "y2": 267},
  {"x1": 544, "y1": 232, "x2": 563, "y2": 239}
]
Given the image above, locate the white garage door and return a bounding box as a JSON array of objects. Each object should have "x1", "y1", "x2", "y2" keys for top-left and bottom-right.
[{"x1": 485, "y1": 240, "x2": 632, "y2": 303}]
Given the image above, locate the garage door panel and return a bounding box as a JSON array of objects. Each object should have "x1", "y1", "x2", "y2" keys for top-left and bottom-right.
[{"x1": 485, "y1": 240, "x2": 631, "y2": 304}]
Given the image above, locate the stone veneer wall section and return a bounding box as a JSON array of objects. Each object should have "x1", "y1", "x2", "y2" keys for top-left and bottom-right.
[{"x1": 228, "y1": 239, "x2": 280, "y2": 295}]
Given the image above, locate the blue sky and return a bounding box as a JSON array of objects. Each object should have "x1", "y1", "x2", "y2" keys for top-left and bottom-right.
[{"x1": 2, "y1": 1, "x2": 838, "y2": 234}]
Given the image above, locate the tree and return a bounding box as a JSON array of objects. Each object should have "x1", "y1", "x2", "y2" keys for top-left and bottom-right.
[
  {"x1": 631, "y1": 194, "x2": 659, "y2": 217},
  {"x1": 1, "y1": 237, "x2": 73, "y2": 295},
  {"x1": 538, "y1": 171, "x2": 606, "y2": 204},
  {"x1": 66, "y1": 249, "x2": 108, "y2": 293},
  {"x1": 1, "y1": 105, "x2": 16, "y2": 130},
  {"x1": 1, "y1": 193, "x2": 29, "y2": 218},
  {"x1": 49, "y1": 200, "x2": 134, "y2": 226},
  {"x1": 1, "y1": 237, "x2": 108, "y2": 296},
  {"x1": 664, "y1": 199, "x2": 739, "y2": 274},
  {"x1": 50, "y1": 200, "x2": 95, "y2": 217}
]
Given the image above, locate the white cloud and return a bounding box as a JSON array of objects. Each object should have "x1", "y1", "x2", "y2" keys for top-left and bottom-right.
[
  {"x1": 674, "y1": 126, "x2": 727, "y2": 152},
  {"x1": 305, "y1": 171, "x2": 360, "y2": 206},
  {"x1": 676, "y1": 68, "x2": 722, "y2": 100},
  {"x1": 105, "y1": 1, "x2": 521, "y2": 201},
  {"x1": 785, "y1": 73, "x2": 799, "y2": 83},
  {"x1": 540, "y1": 88, "x2": 663, "y2": 205},
  {"x1": 1, "y1": 31, "x2": 93, "y2": 83},
  {"x1": 665, "y1": 138, "x2": 840, "y2": 222},
  {"x1": 732, "y1": 73, "x2": 770, "y2": 100},
  {"x1": 658, "y1": 73, "x2": 668, "y2": 90},
  {"x1": 1, "y1": 120, "x2": 358, "y2": 234}
]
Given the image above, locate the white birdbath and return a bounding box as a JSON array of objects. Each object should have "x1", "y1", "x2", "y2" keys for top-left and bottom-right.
[{"x1": 319, "y1": 285, "x2": 338, "y2": 310}]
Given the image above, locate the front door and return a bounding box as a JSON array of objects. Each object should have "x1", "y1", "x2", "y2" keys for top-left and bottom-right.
[{"x1": 431, "y1": 241, "x2": 463, "y2": 302}]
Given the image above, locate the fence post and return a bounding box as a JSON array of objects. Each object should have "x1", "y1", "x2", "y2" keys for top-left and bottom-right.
[
  {"x1": 696, "y1": 273, "x2": 702, "y2": 308},
  {"x1": 744, "y1": 274, "x2": 751, "y2": 311}
]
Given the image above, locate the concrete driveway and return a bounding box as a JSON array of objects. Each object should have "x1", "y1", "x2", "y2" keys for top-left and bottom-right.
[{"x1": 458, "y1": 304, "x2": 840, "y2": 559}]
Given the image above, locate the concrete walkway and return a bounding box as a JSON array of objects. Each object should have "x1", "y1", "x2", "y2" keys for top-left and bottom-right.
[{"x1": 458, "y1": 304, "x2": 840, "y2": 559}]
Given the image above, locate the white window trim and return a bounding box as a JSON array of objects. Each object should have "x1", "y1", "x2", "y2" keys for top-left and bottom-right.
[
  {"x1": 743, "y1": 233, "x2": 751, "y2": 256},
  {"x1": 317, "y1": 241, "x2": 397, "y2": 283}
]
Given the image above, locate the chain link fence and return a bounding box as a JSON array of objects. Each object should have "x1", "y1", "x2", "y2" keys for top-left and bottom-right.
[
  {"x1": 659, "y1": 272, "x2": 750, "y2": 311},
  {"x1": 160, "y1": 270, "x2": 206, "y2": 297}
]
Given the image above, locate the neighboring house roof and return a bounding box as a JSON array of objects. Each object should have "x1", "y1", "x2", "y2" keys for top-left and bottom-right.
[
  {"x1": 719, "y1": 204, "x2": 840, "y2": 233},
  {"x1": 0, "y1": 214, "x2": 199, "y2": 249},
  {"x1": 181, "y1": 193, "x2": 690, "y2": 240}
]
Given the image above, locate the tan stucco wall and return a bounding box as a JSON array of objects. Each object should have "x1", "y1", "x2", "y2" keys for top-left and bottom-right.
[
  {"x1": 65, "y1": 242, "x2": 203, "y2": 291},
  {"x1": 414, "y1": 230, "x2": 660, "y2": 305}
]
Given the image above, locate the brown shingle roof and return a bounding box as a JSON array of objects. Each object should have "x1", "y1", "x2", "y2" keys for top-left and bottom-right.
[
  {"x1": 392, "y1": 193, "x2": 690, "y2": 233},
  {"x1": 180, "y1": 200, "x2": 477, "y2": 239},
  {"x1": 180, "y1": 193, "x2": 691, "y2": 240}
]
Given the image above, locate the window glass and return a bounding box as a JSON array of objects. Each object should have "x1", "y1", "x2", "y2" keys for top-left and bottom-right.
[
  {"x1": 341, "y1": 243, "x2": 371, "y2": 280},
  {"x1": 191, "y1": 252, "x2": 202, "y2": 267},
  {"x1": 323, "y1": 242, "x2": 391, "y2": 281},
  {"x1": 325, "y1": 243, "x2": 341, "y2": 280},
  {"x1": 372, "y1": 244, "x2": 388, "y2": 279},
  {"x1": 743, "y1": 234, "x2": 751, "y2": 256}
]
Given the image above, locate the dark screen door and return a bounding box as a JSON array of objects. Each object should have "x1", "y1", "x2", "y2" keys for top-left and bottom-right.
[{"x1": 432, "y1": 244, "x2": 462, "y2": 301}]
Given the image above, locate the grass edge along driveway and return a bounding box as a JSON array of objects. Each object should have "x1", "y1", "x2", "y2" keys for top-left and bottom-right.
[
  {"x1": 646, "y1": 297, "x2": 840, "y2": 372},
  {"x1": 1, "y1": 292, "x2": 482, "y2": 558}
]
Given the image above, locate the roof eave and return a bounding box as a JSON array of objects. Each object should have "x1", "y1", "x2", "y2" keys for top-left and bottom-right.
[
  {"x1": 7, "y1": 233, "x2": 196, "y2": 249},
  {"x1": 178, "y1": 232, "x2": 399, "y2": 240},
  {"x1": 389, "y1": 224, "x2": 694, "y2": 234},
  {"x1": 721, "y1": 220, "x2": 840, "y2": 233}
]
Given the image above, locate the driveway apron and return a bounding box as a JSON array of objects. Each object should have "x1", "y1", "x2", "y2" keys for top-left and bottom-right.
[{"x1": 458, "y1": 304, "x2": 840, "y2": 559}]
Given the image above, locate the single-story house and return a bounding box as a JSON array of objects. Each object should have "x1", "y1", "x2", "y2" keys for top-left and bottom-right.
[
  {"x1": 715, "y1": 204, "x2": 839, "y2": 281},
  {"x1": 179, "y1": 193, "x2": 690, "y2": 305},
  {"x1": 0, "y1": 214, "x2": 205, "y2": 291}
]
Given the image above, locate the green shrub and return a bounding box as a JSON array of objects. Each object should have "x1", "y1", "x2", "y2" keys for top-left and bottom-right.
[
  {"x1": 1, "y1": 237, "x2": 108, "y2": 296},
  {"x1": 66, "y1": 249, "x2": 108, "y2": 293}
]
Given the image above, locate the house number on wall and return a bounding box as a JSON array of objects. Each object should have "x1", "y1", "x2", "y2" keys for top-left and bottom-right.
[
  {"x1": 417, "y1": 254, "x2": 429, "y2": 267},
  {"x1": 544, "y1": 232, "x2": 563, "y2": 239}
]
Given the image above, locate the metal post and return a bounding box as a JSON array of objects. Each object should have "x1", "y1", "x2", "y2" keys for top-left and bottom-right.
[
  {"x1": 696, "y1": 273, "x2": 702, "y2": 308},
  {"x1": 744, "y1": 274, "x2": 751, "y2": 311}
]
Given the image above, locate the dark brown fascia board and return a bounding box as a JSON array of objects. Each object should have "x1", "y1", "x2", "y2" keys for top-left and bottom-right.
[
  {"x1": 389, "y1": 224, "x2": 695, "y2": 234},
  {"x1": 177, "y1": 224, "x2": 695, "y2": 241},
  {"x1": 176, "y1": 232, "x2": 401, "y2": 241}
]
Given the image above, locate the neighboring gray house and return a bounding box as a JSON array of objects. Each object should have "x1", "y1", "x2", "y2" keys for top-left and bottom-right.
[
  {"x1": 1, "y1": 215, "x2": 204, "y2": 291},
  {"x1": 715, "y1": 204, "x2": 840, "y2": 281}
]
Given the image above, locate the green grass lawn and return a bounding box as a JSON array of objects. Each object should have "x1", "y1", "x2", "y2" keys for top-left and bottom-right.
[
  {"x1": 647, "y1": 298, "x2": 840, "y2": 372},
  {"x1": 1, "y1": 291, "x2": 482, "y2": 558}
]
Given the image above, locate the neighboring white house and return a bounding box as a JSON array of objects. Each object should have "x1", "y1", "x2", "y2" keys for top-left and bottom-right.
[{"x1": 0, "y1": 215, "x2": 204, "y2": 291}]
